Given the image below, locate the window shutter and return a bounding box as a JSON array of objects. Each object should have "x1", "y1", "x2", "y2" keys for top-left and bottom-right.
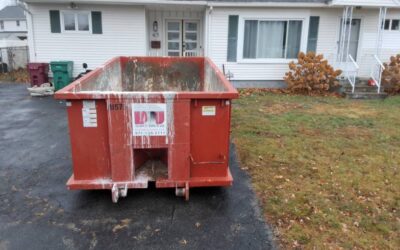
[
  {"x1": 227, "y1": 15, "x2": 239, "y2": 62},
  {"x1": 91, "y1": 11, "x2": 102, "y2": 34},
  {"x1": 307, "y1": 16, "x2": 320, "y2": 53},
  {"x1": 49, "y1": 10, "x2": 61, "y2": 33}
]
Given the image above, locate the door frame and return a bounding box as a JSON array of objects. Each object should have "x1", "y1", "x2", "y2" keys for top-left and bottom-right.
[
  {"x1": 336, "y1": 16, "x2": 363, "y2": 62},
  {"x1": 164, "y1": 18, "x2": 202, "y2": 56}
]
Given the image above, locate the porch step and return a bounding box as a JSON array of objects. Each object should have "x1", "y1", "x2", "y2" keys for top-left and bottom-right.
[
  {"x1": 345, "y1": 91, "x2": 388, "y2": 100},
  {"x1": 342, "y1": 79, "x2": 386, "y2": 98},
  {"x1": 343, "y1": 85, "x2": 384, "y2": 93}
]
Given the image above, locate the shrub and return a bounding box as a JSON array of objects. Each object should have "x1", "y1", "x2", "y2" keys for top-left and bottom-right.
[
  {"x1": 382, "y1": 55, "x2": 400, "y2": 94},
  {"x1": 284, "y1": 52, "x2": 342, "y2": 94}
]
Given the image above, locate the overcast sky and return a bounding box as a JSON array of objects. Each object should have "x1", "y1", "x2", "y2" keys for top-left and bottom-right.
[{"x1": 0, "y1": 0, "x2": 14, "y2": 10}]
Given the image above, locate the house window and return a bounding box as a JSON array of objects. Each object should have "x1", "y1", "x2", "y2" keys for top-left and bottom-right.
[
  {"x1": 307, "y1": 16, "x2": 320, "y2": 53},
  {"x1": 227, "y1": 15, "x2": 239, "y2": 62},
  {"x1": 391, "y1": 19, "x2": 399, "y2": 31},
  {"x1": 16, "y1": 20, "x2": 20, "y2": 26},
  {"x1": 384, "y1": 19, "x2": 390, "y2": 30},
  {"x1": 243, "y1": 19, "x2": 303, "y2": 59},
  {"x1": 0, "y1": 21, "x2": 3, "y2": 30},
  {"x1": 62, "y1": 12, "x2": 90, "y2": 32},
  {"x1": 383, "y1": 19, "x2": 400, "y2": 31}
]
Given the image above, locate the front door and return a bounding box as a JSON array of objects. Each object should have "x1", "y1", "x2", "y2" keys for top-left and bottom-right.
[
  {"x1": 338, "y1": 19, "x2": 361, "y2": 60},
  {"x1": 166, "y1": 20, "x2": 199, "y2": 57}
]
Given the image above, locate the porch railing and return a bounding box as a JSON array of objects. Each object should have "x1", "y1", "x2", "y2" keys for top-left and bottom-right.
[
  {"x1": 346, "y1": 55, "x2": 359, "y2": 93},
  {"x1": 370, "y1": 55, "x2": 385, "y2": 93},
  {"x1": 184, "y1": 51, "x2": 198, "y2": 57}
]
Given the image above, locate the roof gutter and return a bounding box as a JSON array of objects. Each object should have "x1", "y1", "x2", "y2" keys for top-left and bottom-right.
[
  {"x1": 20, "y1": 0, "x2": 207, "y2": 6},
  {"x1": 21, "y1": 0, "x2": 400, "y2": 8},
  {"x1": 207, "y1": 2, "x2": 329, "y2": 8},
  {"x1": 16, "y1": 0, "x2": 37, "y2": 61},
  {"x1": 21, "y1": 0, "x2": 331, "y2": 8}
]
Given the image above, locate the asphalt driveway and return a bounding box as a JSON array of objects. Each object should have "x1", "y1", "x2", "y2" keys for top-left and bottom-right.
[{"x1": 0, "y1": 83, "x2": 274, "y2": 250}]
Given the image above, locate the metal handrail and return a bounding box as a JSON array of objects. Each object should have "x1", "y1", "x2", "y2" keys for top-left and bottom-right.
[
  {"x1": 371, "y1": 55, "x2": 385, "y2": 93},
  {"x1": 349, "y1": 55, "x2": 359, "y2": 70},
  {"x1": 346, "y1": 54, "x2": 359, "y2": 93},
  {"x1": 374, "y1": 55, "x2": 385, "y2": 70}
]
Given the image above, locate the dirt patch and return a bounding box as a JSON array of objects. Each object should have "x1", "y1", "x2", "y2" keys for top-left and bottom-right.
[
  {"x1": 306, "y1": 104, "x2": 378, "y2": 118},
  {"x1": 238, "y1": 88, "x2": 343, "y2": 98},
  {"x1": 336, "y1": 126, "x2": 373, "y2": 138},
  {"x1": 260, "y1": 102, "x2": 304, "y2": 115},
  {"x1": 297, "y1": 127, "x2": 322, "y2": 136}
]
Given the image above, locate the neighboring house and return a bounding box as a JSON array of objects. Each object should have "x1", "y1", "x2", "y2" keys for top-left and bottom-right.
[
  {"x1": 0, "y1": 5, "x2": 28, "y2": 41},
  {"x1": 0, "y1": 5, "x2": 29, "y2": 70},
  {"x1": 21, "y1": 0, "x2": 400, "y2": 91}
]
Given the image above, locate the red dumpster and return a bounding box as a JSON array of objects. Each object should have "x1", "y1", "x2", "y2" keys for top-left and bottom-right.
[
  {"x1": 54, "y1": 57, "x2": 239, "y2": 202},
  {"x1": 28, "y1": 63, "x2": 49, "y2": 87}
]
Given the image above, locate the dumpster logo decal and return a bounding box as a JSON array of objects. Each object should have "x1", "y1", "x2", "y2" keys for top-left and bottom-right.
[{"x1": 132, "y1": 103, "x2": 167, "y2": 136}]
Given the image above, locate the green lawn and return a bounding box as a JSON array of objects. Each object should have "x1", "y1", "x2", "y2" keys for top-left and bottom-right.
[{"x1": 231, "y1": 91, "x2": 400, "y2": 249}]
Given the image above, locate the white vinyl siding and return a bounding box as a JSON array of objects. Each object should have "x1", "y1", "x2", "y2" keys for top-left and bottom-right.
[
  {"x1": 146, "y1": 9, "x2": 204, "y2": 57},
  {"x1": 0, "y1": 19, "x2": 27, "y2": 32},
  {"x1": 208, "y1": 7, "x2": 310, "y2": 80},
  {"x1": 209, "y1": 7, "x2": 400, "y2": 81},
  {"x1": 28, "y1": 4, "x2": 146, "y2": 76}
]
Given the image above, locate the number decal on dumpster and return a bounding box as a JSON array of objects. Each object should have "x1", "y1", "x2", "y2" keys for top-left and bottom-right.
[{"x1": 131, "y1": 103, "x2": 167, "y2": 136}]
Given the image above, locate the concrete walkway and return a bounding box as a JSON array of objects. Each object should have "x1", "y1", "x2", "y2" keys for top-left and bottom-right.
[{"x1": 0, "y1": 83, "x2": 275, "y2": 250}]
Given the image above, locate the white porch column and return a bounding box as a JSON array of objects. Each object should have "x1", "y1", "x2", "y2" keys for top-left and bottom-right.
[
  {"x1": 375, "y1": 7, "x2": 387, "y2": 58},
  {"x1": 337, "y1": 6, "x2": 354, "y2": 64}
]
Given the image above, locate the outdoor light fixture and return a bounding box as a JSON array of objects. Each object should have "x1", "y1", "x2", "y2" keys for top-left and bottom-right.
[
  {"x1": 69, "y1": 2, "x2": 77, "y2": 9},
  {"x1": 153, "y1": 21, "x2": 158, "y2": 32}
]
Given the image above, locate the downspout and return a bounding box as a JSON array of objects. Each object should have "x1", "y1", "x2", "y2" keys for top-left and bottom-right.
[
  {"x1": 17, "y1": 0, "x2": 36, "y2": 62},
  {"x1": 206, "y1": 4, "x2": 213, "y2": 57}
]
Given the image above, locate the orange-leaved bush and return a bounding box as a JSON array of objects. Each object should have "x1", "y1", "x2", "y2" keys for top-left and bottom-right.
[
  {"x1": 284, "y1": 52, "x2": 342, "y2": 94},
  {"x1": 382, "y1": 54, "x2": 400, "y2": 94}
]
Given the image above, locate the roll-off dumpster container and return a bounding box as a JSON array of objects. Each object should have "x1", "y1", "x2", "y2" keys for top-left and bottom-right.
[{"x1": 54, "y1": 57, "x2": 239, "y2": 202}]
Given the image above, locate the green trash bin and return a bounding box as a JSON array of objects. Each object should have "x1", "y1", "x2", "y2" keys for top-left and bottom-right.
[{"x1": 50, "y1": 61, "x2": 74, "y2": 91}]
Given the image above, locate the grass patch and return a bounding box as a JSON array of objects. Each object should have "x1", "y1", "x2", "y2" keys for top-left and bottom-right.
[{"x1": 232, "y1": 92, "x2": 400, "y2": 249}]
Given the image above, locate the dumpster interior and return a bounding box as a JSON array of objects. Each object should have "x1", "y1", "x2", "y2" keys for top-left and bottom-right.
[
  {"x1": 134, "y1": 149, "x2": 168, "y2": 182},
  {"x1": 72, "y1": 57, "x2": 227, "y2": 93}
]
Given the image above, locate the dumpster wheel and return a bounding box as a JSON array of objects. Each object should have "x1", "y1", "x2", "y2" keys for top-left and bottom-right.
[
  {"x1": 175, "y1": 182, "x2": 189, "y2": 201},
  {"x1": 111, "y1": 184, "x2": 128, "y2": 203}
]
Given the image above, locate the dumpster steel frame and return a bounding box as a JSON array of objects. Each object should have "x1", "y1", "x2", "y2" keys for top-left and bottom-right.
[{"x1": 55, "y1": 57, "x2": 238, "y2": 202}]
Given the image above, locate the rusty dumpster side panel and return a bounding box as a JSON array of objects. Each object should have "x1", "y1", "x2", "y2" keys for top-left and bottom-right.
[{"x1": 55, "y1": 57, "x2": 238, "y2": 202}]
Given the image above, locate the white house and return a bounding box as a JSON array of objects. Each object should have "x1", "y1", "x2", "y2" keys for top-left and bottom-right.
[
  {"x1": 0, "y1": 5, "x2": 28, "y2": 70},
  {"x1": 0, "y1": 5, "x2": 27, "y2": 41},
  {"x1": 20, "y1": 0, "x2": 400, "y2": 91}
]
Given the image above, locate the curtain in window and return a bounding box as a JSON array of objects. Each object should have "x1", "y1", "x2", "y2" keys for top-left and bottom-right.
[
  {"x1": 257, "y1": 21, "x2": 286, "y2": 58},
  {"x1": 243, "y1": 20, "x2": 258, "y2": 58},
  {"x1": 287, "y1": 21, "x2": 302, "y2": 58}
]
